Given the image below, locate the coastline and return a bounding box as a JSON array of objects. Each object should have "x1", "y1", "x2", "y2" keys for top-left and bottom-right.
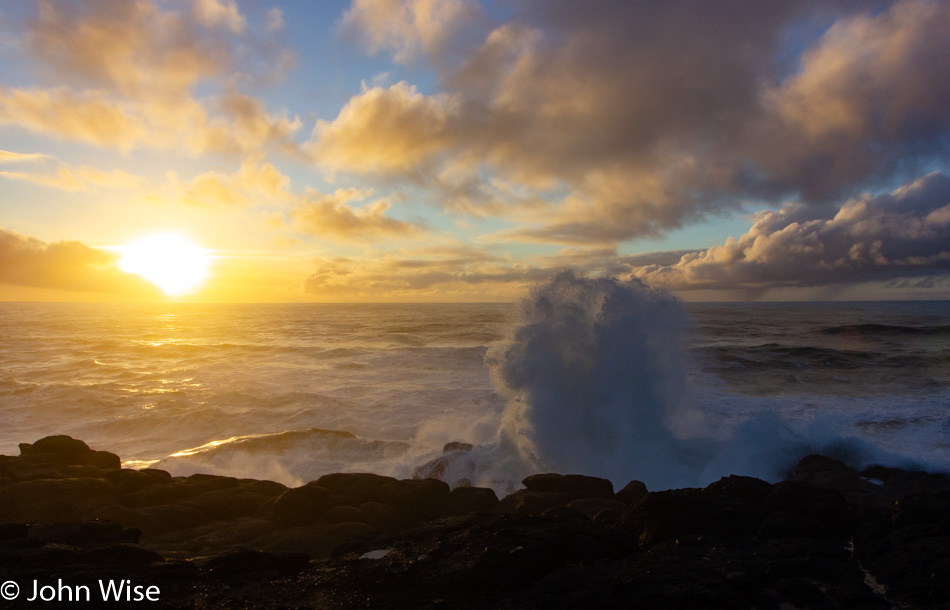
[{"x1": 1, "y1": 435, "x2": 948, "y2": 608}]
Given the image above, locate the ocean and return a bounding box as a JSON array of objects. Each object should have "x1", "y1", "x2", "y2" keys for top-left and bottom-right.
[{"x1": 1, "y1": 277, "x2": 948, "y2": 493}]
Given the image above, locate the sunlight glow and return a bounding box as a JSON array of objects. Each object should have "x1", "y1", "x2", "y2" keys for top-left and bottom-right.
[{"x1": 119, "y1": 233, "x2": 210, "y2": 295}]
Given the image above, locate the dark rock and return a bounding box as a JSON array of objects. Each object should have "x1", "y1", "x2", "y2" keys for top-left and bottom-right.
[
  {"x1": 313, "y1": 472, "x2": 396, "y2": 505},
  {"x1": 120, "y1": 482, "x2": 194, "y2": 507},
  {"x1": 0, "y1": 477, "x2": 117, "y2": 522},
  {"x1": 704, "y1": 475, "x2": 772, "y2": 504},
  {"x1": 522, "y1": 473, "x2": 614, "y2": 499},
  {"x1": 251, "y1": 527, "x2": 336, "y2": 557},
  {"x1": 790, "y1": 455, "x2": 894, "y2": 511},
  {"x1": 566, "y1": 497, "x2": 626, "y2": 519},
  {"x1": 359, "y1": 501, "x2": 402, "y2": 531},
  {"x1": 442, "y1": 441, "x2": 473, "y2": 452},
  {"x1": 272, "y1": 483, "x2": 337, "y2": 526},
  {"x1": 198, "y1": 549, "x2": 310, "y2": 574},
  {"x1": 135, "y1": 504, "x2": 214, "y2": 535},
  {"x1": 497, "y1": 490, "x2": 572, "y2": 515},
  {"x1": 438, "y1": 486, "x2": 499, "y2": 516},
  {"x1": 616, "y1": 479, "x2": 648, "y2": 504},
  {"x1": 30, "y1": 521, "x2": 140, "y2": 545},
  {"x1": 187, "y1": 487, "x2": 271, "y2": 520},
  {"x1": 81, "y1": 543, "x2": 164, "y2": 565},
  {"x1": 320, "y1": 505, "x2": 371, "y2": 525},
  {"x1": 0, "y1": 523, "x2": 28, "y2": 540},
  {"x1": 374, "y1": 478, "x2": 450, "y2": 520},
  {"x1": 242, "y1": 479, "x2": 288, "y2": 496},
  {"x1": 761, "y1": 482, "x2": 853, "y2": 540},
  {"x1": 104, "y1": 468, "x2": 169, "y2": 494},
  {"x1": 621, "y1": 488, "x2": 764, "y2": 547},
  {"x1": 18, "y1": 435, "x2": 121, "y2": 469}
]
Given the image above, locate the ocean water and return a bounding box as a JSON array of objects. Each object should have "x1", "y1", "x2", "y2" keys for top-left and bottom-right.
[{"x1": 1, "y1": 278, "x2": 948, "y2": 492}]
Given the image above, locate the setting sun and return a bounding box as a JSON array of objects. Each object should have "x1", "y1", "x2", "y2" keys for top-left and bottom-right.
[{"x1": 118, "y1": 233, "x2": 210, "y2": 295}]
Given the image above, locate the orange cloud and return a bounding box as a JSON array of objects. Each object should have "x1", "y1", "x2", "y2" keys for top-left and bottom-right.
[
  {"x1": 292, "y1": 188, "x2": 426, "y2": 242},
  {"x1": 182, "y1": 158, "x2": 293, "y2": 207},
  {"x1": 341, "y1": 0, "x2": 475, "y2": 63},
  {"x1": 0, "y1": 165, "x2": 145, "y2": 192},
  {"x1": 0, "y1": 227, "x2": 160, "y2": 296},
  {"x1": 307, "y1": 82, "x2": 460, "y2": 175}
]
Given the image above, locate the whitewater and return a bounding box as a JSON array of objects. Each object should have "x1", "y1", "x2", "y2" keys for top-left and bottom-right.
[{"x1": 1, "y1": 273, "x2": 948, "y2": 493}]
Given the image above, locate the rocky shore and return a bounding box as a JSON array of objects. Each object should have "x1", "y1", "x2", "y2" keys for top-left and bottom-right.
[{"x1": 1, "y1": 435, "x2": 949, "y2": 608}]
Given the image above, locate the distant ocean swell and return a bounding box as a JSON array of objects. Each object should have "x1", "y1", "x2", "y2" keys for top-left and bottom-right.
[{"x1": 1, "y1": 286, "x2": 948, "y2": 493}]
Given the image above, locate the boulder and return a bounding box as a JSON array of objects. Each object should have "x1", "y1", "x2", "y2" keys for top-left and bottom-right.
[
  {"x1": 703, "y1": 475, "x2": 772, "y2": 504},
  {"x1": 497, "y1": 490, "x2": 572, "y2": 516},
  {"x1": 522, "y1": 474, "x2": 614, "y2": 499},
  {"x1": 313, "y1": 473, "x2": 396, "y2": 505},
  {"x1": 0, "y1": 477, "x2": 117, "y2": 522},
  {"x1": 18, "y1": 435, "x2": 121, "y2": 469},
  {"x1": 616, "y1": 480, "x2": 649, "y2": 504},
  {"x1": 621, "y1": 488, "x2": 763, "y2": 547},
  {"x1": 373, "y1": 478, "x2": 450, "y2": 520},
  {"x1": 272, "y1": 483, "x2": 337, "y2": 526},
  {"x1": 439, "y1": 486, "x2": 500, "y2": 516}
]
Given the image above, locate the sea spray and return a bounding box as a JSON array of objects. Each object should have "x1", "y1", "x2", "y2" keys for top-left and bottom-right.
[
  {"x1": 482, "y1": 270, "x2": 711, "y2": 489},
  {"x1": 465, "y1": 271, "x2": 911, "y2": 491}
]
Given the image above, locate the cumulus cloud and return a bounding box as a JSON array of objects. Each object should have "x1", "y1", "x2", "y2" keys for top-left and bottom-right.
[
  {"x1": 341, "y1": 0, "x2": 476, "y2": 64},
  {"x1": 306, "y1": 82, "x2": 461, "y2": 176},
  {"x1": 182, "y1": 158, "x2": 292, "y2": 207},
  {"x1": 0, "y1": 0, "x2": 301, "y2": 156},
  {"x1": 316, "y1": 0, "x2": 950, "y2": 245},
  {"x1": 0, "y1": 227, "x2": 160, "y2": 295},
  {"x1": 631, "y1": 173, "x2": 950, "y2": 290},
  {"x1": 292, "y1": 188, "x2": 426, "y2": 242}
]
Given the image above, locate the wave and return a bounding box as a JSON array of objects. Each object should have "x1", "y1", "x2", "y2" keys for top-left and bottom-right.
[{"x1": 817, "y1": 323, "x2": 950, "y2": 336}]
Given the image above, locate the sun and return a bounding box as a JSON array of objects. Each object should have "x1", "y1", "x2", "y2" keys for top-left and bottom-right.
[{"x1": 118, "y1": 233, "x2": 210, "y2": 295}]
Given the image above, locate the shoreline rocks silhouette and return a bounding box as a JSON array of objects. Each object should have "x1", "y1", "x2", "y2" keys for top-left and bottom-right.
[{"x1": 1, "y1": 435, "x2": 948, "y2": 608}]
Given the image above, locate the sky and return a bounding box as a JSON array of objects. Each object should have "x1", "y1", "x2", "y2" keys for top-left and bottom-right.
[{"x1": 1, "y1": 0, "x2": 949, "y2": 302}]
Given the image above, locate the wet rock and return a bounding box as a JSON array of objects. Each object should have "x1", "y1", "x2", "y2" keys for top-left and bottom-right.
[
  {"x1": 566, "y1": 497, "x2": 626, "y2": 519},
  {"x1": 790, "y1": 454, "x2": 894, "y2": 511},
  {"x1": 522, "y1": 473, "x2": 614, "y2": 499},
  {"x1": 18, "y1": 435, "x2": 120, "y2": 470},
  {"x1": 621, "y1": 488, "x2": 764, "y2": 547},
  {"x1": 703, "y1": 475, "x2": 772, "y2": 504},
  {"x1": 373, "y1": 478, "x2": 450, "y2": 520},
  {"x1": 0, "y1": 523, "x2": 28, "y2": 541},
  {"x1": 135, "y1": 504, "x2": 214, "y2": 535},
  {"x1": 497, "y1": 490, "x2": 572, "y2": 516},
  {"x1": 187, "y1": 487, "x2": 271, "y2": 520},
  {"x1": 251, "y1": 527, "x2": 336, "y2": 558},
  {"x1": 760, "y1": 481, "x2": 853, "y2": 540},
  {"x1": 438, "y1": 486, "x2": 499, "y2": 516},
  {"x1": 81, "y1": 543, "x2": 164, "y2": 566},
  {"x1": 615, "y1": 479, "x2": 648, "y2": 504},
  {"x1": 198, "y1": 549, "x2": 310, "y2": 574},
  {"x1": 0, "y1": 477, "x2": 117, "y2": 522},
  {"x1": 103, "y1": 468, "x2": 170, "y2": 494},
  {"x1": 313, "y1": 472, "x2": 396, "y2": 505},
  {"x1": 272, "y1": 483, "x2": 337, "y2": 526},
  {"x1": 359, "y1": 501, "x2": 402, "y2": 531},
  {"x1": 30, "y1": 521, "x2": 140, "y2": 545},
  {"x1": 320, "y1": 505, "x2": 371, "y2": 525}
]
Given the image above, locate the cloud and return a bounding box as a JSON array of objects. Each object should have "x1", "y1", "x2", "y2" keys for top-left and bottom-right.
[
  {"x1": 0, "y1": 1, "x2": 301, "y2": 157},
  {"x1": 0, "y1": 165, "x2": 144, "y2": 192},
  {"x1": 341, "y1": 0, "x2": 476, "y2": 64},
  {"x1": 0, "y1": 227, "x2": 160, "y2": 295},
  {"x1": 0, "y1": 149, "x2": 51, "y2": 163},
  {"x1": 194, "y1": 0, "x2": 246, "y2": 33},
  {"x1": 0, "y1": 87, "x2": 150, "y2": 151},
  {"x1": 182, "y1": 158, "x2": 293, "y2": 207},
  {"x1": 0, "y1": 149, "x2": 146, "y2": 192},
  {"x1": 630, "y1": 172, "x2": 950, "y2": 290},
  {"x1": 303, "y1": 245, "x2": 549, "y2": 298},
  {"x1": 292, "y1": 188, "x2": 426, "y2": 242},
  {"x1": 319, "y1": 0, "x2": 950, "y2": 245},
  {"x1": 306, "y1": 82, "x2": 461, "y2": 175}
]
